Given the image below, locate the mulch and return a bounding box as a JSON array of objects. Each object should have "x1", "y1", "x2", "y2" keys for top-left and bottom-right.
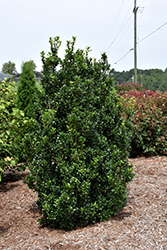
[{"x1": 0, "y1": 155, "x2": 167, "y2": 250}]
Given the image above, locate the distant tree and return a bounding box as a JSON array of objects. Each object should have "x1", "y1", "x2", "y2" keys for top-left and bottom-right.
[
  {"x1": 141, "y1": 75, "x2": 153, "y2": 90},
  {"x1": 112, "y1": 69, "x2": 135, "y2": 84},
  {"x1": 1, "y1": 61, "x2": 17, "y2": 75},
  {"x1": 21, "y1": 60, "x2": 37, "y2": 72},
  {"x1": 112, "y1": 68, "x2": 166, "y2": 91},
  {"x1": 141, "y1": 69, "x2": 163, "y2": 91},
  {"x1": 159, "y1": 72, "x2": 167, "y2": 92},
  {"x1": 16, "y1": 61, "x2": 40, "y2": 119}
]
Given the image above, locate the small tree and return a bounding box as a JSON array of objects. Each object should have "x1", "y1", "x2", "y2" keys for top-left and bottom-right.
[
  {"x1": 24, "y1": 37, "x2": 134, "y2": 230},
  {"x1": 16, "y1": 61, "x2": 40, "y2": 119},
  {"x1": 1, "y1": 61, "x2": 17, "y2": 75}
]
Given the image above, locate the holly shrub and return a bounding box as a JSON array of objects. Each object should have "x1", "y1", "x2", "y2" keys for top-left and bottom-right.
[
  {"x1": 121, "y1": 90, "x2": 167, "y2": 156},
  {"x1": 24, "y1": 37, "x2": 134, "y2": 230}
]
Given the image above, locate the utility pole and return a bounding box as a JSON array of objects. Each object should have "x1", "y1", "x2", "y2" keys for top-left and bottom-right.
[{"x1": 133, "y1": 0, "x2": 138, "y2": 83}]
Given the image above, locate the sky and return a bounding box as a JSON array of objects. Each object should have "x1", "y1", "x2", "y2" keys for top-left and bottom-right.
[{"x1": 0, "y1": 0, "x2": 167, "y2": 73}]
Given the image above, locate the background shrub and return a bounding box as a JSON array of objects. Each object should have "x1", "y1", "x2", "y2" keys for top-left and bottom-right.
[
  {"x1": 16, "y1": 61, "x2": 41, "y2": 120},
  {"x1": 114, "y1": 82, "x2": 146, "y2": 95},
  {"x1": 121, "y1": 90, "x2": 167, "y2": 156},
  {"x1": 24, "y1": 37, "x2": 134, "y2": 230},
  {"x1": 0, "y1": 80, "x2": 32, "y2": 181},
  {"x1": 15, "y1": 61, "x2": 44, "y2": 163}
]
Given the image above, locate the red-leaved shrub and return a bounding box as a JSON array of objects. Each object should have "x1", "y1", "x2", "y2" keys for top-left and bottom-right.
[
  {"x1": 121, "y1": 90, "x2": 167, "y2": 156},
  {"x1": 114, "y1": 82, "x2": 146, "y2": 95}
]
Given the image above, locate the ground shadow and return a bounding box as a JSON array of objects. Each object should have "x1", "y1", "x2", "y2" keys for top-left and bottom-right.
[
  {"x1": 1, "y1": 170, "x2": 29, "y2": 183},
  {"x1": 0, "y1": 225, "x2": 10, "y2": 235},
  {"x1": 0, "y1": 182, "x2": 20, "y2": 193}
]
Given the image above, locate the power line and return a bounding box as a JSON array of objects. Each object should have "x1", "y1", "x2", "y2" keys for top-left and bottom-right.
[
  {"x1": 109, "y1": 0, "x2": 165, "y2": 67},
  {"x1": 114, "y1": 20, "x2": 167, "y2": 65},
  {"x1": 107, "y1": 15, "x2": 133, "y2": 52},
  {"x1": 102, "y1": 0, "x2": 124, "y2": 50},
  {"x1": 139, "y1": 0, "x2": 147, "y2": 7},
  {"x1": 114, "y1": 48, "x2": 133, "y2": 64},
  {"x1": 138, "y1": 0, "x2": 157, "y2": 20},
  {"x1": 105, "y1": 15, "x2": 133, "y2": 57},
  {"x1": 137, "y1": 21, "x2": 167, "y2": 44},
  {"x1": 106, "y1": 3, "x2": 133, "y2": 51},
  {"x1": 110, "y1": 24, "x2": 133, "y2": 57}
]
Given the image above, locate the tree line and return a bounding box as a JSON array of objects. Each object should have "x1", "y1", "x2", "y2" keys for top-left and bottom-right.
[
  {"x1": 2, "y1": 60, "x2": 167, "y2": 92},
  {"x1": 111, "y1": 68, "x2": 167, "y2": 92}
]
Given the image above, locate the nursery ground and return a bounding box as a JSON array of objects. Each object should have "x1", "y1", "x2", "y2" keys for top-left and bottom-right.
[{"x1": 0, "y1": 156, "x2": 167, "y2": 250}]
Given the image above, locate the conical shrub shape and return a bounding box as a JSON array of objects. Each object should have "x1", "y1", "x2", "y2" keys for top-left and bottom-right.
[
  {"x1": 24, "y1": 37, "x2": 134, "y2": 230},
  {"x1": 16, "y1": 62, "x2": 40, "y2": 119}
]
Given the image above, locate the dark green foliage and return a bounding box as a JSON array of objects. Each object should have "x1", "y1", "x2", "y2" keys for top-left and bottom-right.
[
  {"x1": 16, "y1": 61, "x2": 41, "y2": 119},
  {"x1": 141, "y1": 69, "x2": 164, "y2": 92},
  {"x1": 24, "y1": 37, "x2": 134, "y2": 230},
  {"x1": 111, "y1": 69, "x2": 134, "y2": 84}
]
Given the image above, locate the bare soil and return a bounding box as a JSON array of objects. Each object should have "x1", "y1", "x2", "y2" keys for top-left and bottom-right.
[{"x1": 0, "y1": 156, "x2": 167, "y2": 250}]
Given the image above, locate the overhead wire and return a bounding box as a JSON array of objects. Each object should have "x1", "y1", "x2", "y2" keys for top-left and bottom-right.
[
  {"x1": 106, "y1": 2, "x2": 133, "y2": 51},
  {"x1": 107, "y1": 16, "x2": 133, "y2": 53},
  {"x1": 138, "y1": 0, "x2": 157, "y2": 20},
  {"x1": 102, "y1": 0, "x2": 124, "y2": 50},
  {"x1": 137, "y1": 0, "x2": 157, "y2": 82},
  {"x1": 114, "y1": 20, "x2": 167, "y2": 65},
  {"x1": 137, "y1": 21, "x2": 167, "y2": 44},
  {"x1": 139, "y1": 0, "x2": 148, "y2": 8},
  {"x1": 108, "y1": 16, "x2": 133, "y2": 55},
  {"x1": 114, "y1": 48, "x2": 133, "y2": 64},
  {"x1": 104, "y1": 0, "x2": 163, "y2": 67},
  {"x1": 112, "y1": 0, "x2": 164, "y2": 66}
]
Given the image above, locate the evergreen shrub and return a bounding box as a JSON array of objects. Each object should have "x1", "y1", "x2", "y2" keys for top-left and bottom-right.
[
  {"x1": 16, "y1": 61, "x2": 41, "y2": 119},
  {"x1": 15, "y1": 61, "x2": 43, "y2": 163},
  {"x1": 24, "y1": 37, "x2": 134, "y2": 230}
]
